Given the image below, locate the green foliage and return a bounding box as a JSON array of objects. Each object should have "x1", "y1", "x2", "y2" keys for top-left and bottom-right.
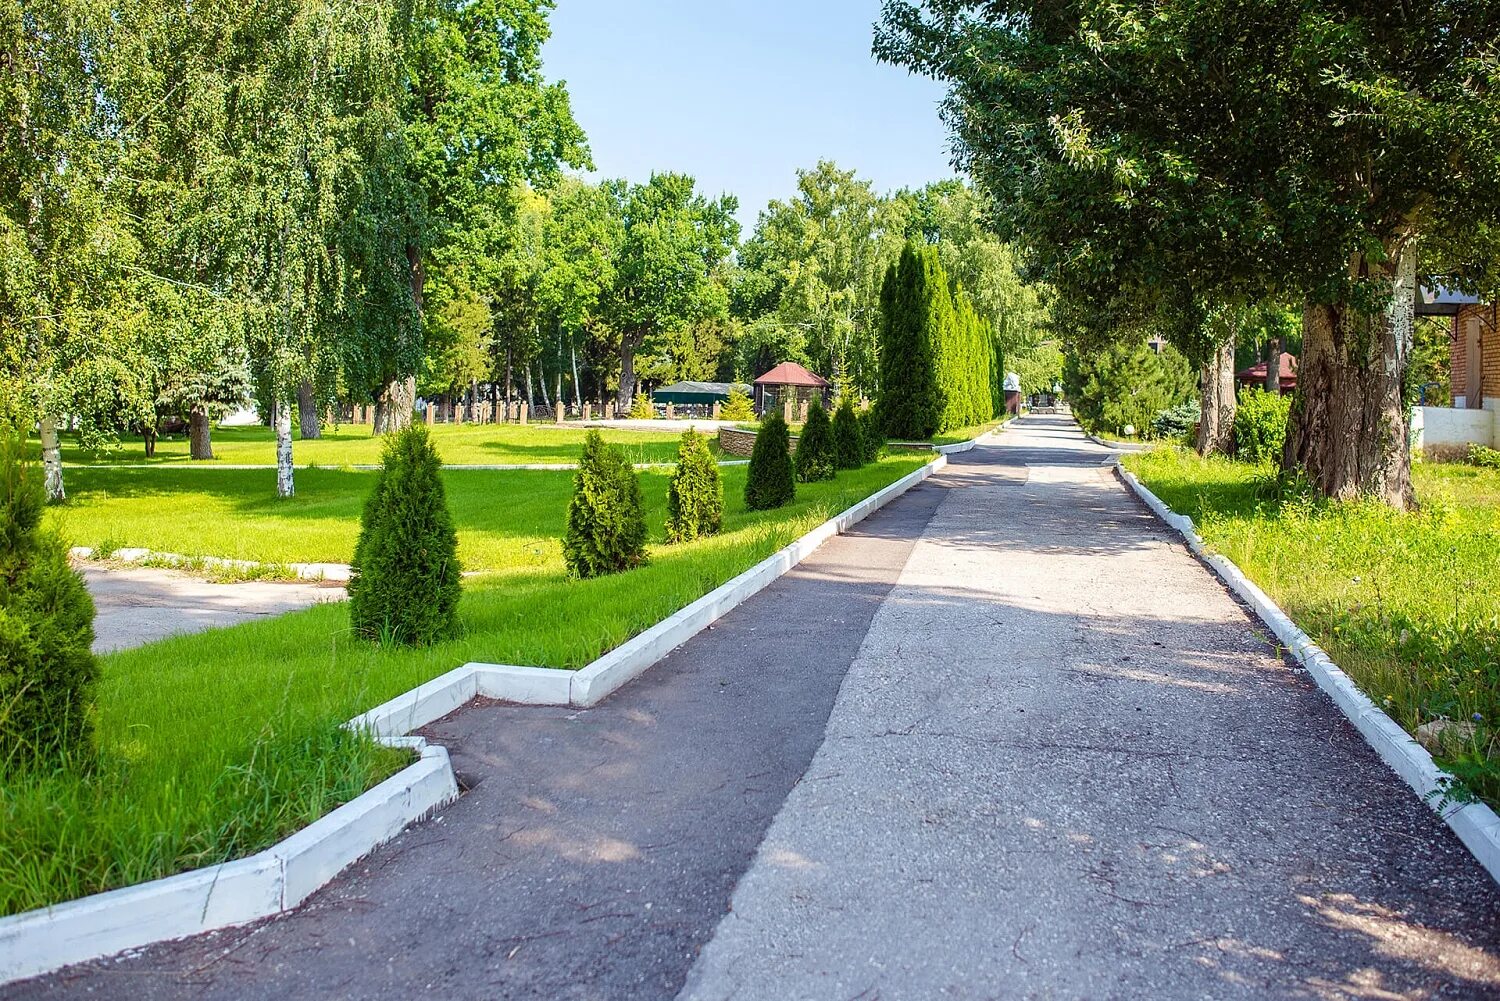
[
  {"x1": 348, "y1": 426, "x2": 461, "y2": 646},
  {"x1": 1234, "y1": 389, "x2": 1293, "y2": 465},
  {"x1": 719, "y1": 389, "x2": 755, "y2": 421},
  {"x1": 665, "y1": 430, "x2": 722, "y2": 543},
  {"x1": 832, "y1": 397, "x2": 864, "y2": 469},
  {"x1": 857, "y1": 408, "x2": 886, "y2": 463},
  {"x1": 629, "y1": 393, "x2": 655, "y2": 420},
  {"x1": 1150, "y1": 402, "x2": 1200, "y2": 443},
  {"x1": 1064, "y1": 342, "x2": 1195, "y2": 437},
  {"x1": 0, "y1": 438, "x2": 96, "y2": 771},
  {"x1": 563, "y1": 431, "x2": 647, "y2": 578},
  {"x1": 937, "y1": 284, "x2": 1000, "y2": 432},
  {"x1": 745, "y1": 412, "x2": 796, "y2": 510},
  {"x1": 1468, "y1": 444, "x2": 1500, "y2": 470},
  {"x1": 877, "y1": 244, "x2": 943, "y2": 439},
  {"x1": 795, "y1": 399, "x2": 837, "y2": 483}
]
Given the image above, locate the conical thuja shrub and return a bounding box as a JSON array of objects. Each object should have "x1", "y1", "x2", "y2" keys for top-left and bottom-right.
[
  {"x1": 564, "y1": 430, "x2": 649, "y2": 577},
  {"x1": 349, "y1": 425, "x2": 462, "y2": 645},
  {"x1": 795, "y1": 399, "x2": 836, "y2": 483},
  {"x1": 832, "y1": 397, "x2": 864, "y2": 469},
  {"x1": 666, "y1": 429, "x2": 723, "y2": 543},
  {"x1": 745, "y1": 411, "x2": 796, "y2": 511}
]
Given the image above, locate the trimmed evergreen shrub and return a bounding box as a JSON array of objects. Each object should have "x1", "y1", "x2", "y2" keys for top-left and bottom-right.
[
  {"x1": 858, "y1": 408, "x2": 885, "y2": 463},
  {"x1": 666, "y1": 429, "x2": 722, "y2": 543},
  {"x1": 1234, "y1": 388, "x2": 1292, "y2": 465},
  {"x1": 564, "y1": 430, "x2": 649, "y2": 577},
  {"x1": 1150, "y1": 401, "x2": 1200, "y2": 442},
  {"x1": 1064, "y1": 340, "x2": 1196, "y2": 437},
  {"x1": 348, "y1": 425, "x2": 462, "y2": 645},
  {"x1": 795, "y1": 399, "x2": 836, "y2": 482},
  {"x1": 629, "y1": 393, "x2": 655, "y2": 419},
  {"x1": 877, "y1": 243, "x2": 943, "y2": 440},
  {"x1": 745, "y1": 411, "x2": 796, "y2": 510},
  {"x1": 0, "y1": 436, "x2": 97, "y2": 772},
  {"x1": 719, "y1": 389, "x2": 755, "y2": 421},
  {"x1": 832, "y1": 397, "x2": 864, "y2": 469}
]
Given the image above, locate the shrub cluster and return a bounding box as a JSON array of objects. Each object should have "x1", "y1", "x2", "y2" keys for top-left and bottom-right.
[
  {"x1": 832, "y1": 397, "x2": 863, "y2": 470},
  {"x1": 1468, "y1": 443, "x2": 1500, "y2": 470},
  {"x1": 0, "y1": 437, "x2": 98, "y2": 772},
  {"x1": 1064, "y1": 340, "x2": 1196, "y2": 437},
  {"x1": 666, "y1": 430, "x2": 722, "y2": 543},
  {"x1": 858, "y1": 408, "x2": 885, "y2": 463},
  {"x1": 1150, "y1": 401, "x2": 1200, "y2": 442},
  {"x1": 719, "y1": 389, "x2": 755, "y2": 421},
  {"x1": 564, "y1": 431, "x2": 648, "y2": 577},
  {"x1": 1234, "y1": 388, "x2": 1292, "y2": 465},
  {"x1": 795, "y1": 399, "x2": 836, "y2": 482},
  {"x1": 877, "y1": 242, "x2": 1001, "y2": 439},
  {"x1": 745, "y1": 411, "x2": 796, "y2": 510},
  {"x1": 629, "y1": 393, "x2": 655, "y2": 420},
  {"x1": 348, "y1": 425, "x2": 462, "y2": 646}
]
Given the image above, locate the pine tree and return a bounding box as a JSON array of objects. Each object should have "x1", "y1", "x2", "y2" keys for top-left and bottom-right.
[
  {"x1": 745, "y1": 411, "x2": 796, "y2": 510},
  {"x1": 666, "y1": 429, "x2": 722, "y2": 543},
  {"x1": 795, "y1": 398, "x2": 836, "y2": 482},
  {"x1": 832, "y1": 397, "x2": 864, "y2": 469},
  {"x1": 0, "y1": 437, "x2": 97, "y2": 771},
  {"x1": 348, "y1": 426, "x2": 462, "y2": 645},
  {"x1": 564, "y1": 430, "x2": 649, "y2": 577}
]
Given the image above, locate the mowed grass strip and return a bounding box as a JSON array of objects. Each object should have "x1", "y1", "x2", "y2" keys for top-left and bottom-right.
[
  {"x1": 31, "y1": 422, "x2": 695, "y2": 468},
  {"x1": 1124, "y1": 448, "x2": 1500, "y2": 807},
  {"x1": 1, "y1": 456, "x2": 928, "y2": 916}
]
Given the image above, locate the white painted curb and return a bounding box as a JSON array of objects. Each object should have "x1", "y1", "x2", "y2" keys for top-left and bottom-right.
[
  {"x1": 71, "y1": 545, "x2": 349, "y2": 583},
  {"x1": 1115, "y1": 464, "x2": 1500, "y2": 885},
  {"x1": 5, "y1": 452, "x2": 951, "y2": 985}
]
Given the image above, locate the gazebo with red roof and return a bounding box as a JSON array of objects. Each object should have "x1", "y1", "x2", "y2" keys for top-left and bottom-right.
[
  {"x1": 1236, "y1": 352, "x2": 1298, "y2": 394},
  {"x1": 753, "y1": 361, "x2": 832, "y2": 417}
]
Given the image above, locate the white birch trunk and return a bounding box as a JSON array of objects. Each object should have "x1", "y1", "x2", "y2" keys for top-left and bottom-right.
[
  {"x1": 39, "y1": 416, "x2": 65, "y2": 502},
  {"x1": 274, "y1": 399, "x2": 295, "y2": 498}
]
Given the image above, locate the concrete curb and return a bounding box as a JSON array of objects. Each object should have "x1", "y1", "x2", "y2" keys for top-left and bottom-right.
[
  {"x1": 4, "y1": 452, "x2": 950, "y2": 984},
  {"x1": 0, "y1": 738, "x2": 457, "y2": 984},
  {"x1": 71, "y1": 546, "x2": 350, "y2": 583},
  {"x1": 1114, "y1": 464, "x2": 1500, "y2": 886},
  {"x1": 1087, "y1": 433, "x2": 1150, "y2": 452}
]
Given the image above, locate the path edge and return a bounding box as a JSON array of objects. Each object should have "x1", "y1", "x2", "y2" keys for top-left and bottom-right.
[
  {"x1": 1, "y1": 452, "x2": 950, "y2": 985},
  {"x1": 1114, "y1": 464, "x2": 1500, "y2": 885}
]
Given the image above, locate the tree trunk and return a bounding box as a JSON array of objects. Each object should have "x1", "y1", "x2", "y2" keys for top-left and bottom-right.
[
  {"x1": 38, "y1": 416, "x2": 65, "y2": 503},
  {"x1": 1196, "y1": 339, "x2": 1237, "y2": 456},
  {"x1": 571, "y1": 345, "x2": 583, "y2": 410},
  {"x1": 524, "y1": 364, "x2": 534, "y2": 408},
  {"x1": 1265, "y1": 335, "x2": 1281, "y2": 395},
  {"x1": 143, "y1": 427, "x2": 157, "y2": 458},
  {"x1": 374, "y1": 376, "x2": 416, "y2": 434},
  {"x1": 188, "y1": 406, "x2": 214, "y2": 460},
  {"x1": 537, "y1": 362, "x2": 550, "y2": 408},
  {"x1": 616, "y1": 329, "x2": 643, "y2": 410},
  {"x1": 1283, "y1": 241, "x2": 1416, "y2": 509},
  {"x1": 297, "y1": 380, "x2": 322, "y2": 439},
  {"x1": 274, "y1": 399, "x2": 295, "y2": 498}
]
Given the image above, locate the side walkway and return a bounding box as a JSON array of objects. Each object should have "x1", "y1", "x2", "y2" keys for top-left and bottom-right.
[
  {"x1": 681, "y1": 416, "x2": 1500, "y2": 1000},
  {"x1": 12, "y1": 469, "x2": 950, "y2": 1000}
]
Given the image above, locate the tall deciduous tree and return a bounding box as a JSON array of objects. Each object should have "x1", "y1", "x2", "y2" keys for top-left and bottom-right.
[{"x1": 878, "y1": 0, "x2": 1500, "y2": 508}]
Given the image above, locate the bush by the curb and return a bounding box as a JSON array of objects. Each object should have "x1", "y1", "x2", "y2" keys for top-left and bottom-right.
[
  {"x1": 564, "y1": 430, "x2": 649, "y2": 577},
  {"x1": 0, "y1": 436, "x2": 98, "y2": 772},
  {"x1": 629, "y1": 393, "x2": 655, "y2": 420},
  {"x1": 795, "y1": 399, "x2": 836, "y2": 482},
  {"x1": 719, "y1": 389, "x2": 754, "y2": 421},
  {"x1": 745, "y1": 411, "x2": 796, "y2": 510},
  {"x1": 348, "y1": 426, "x2": 462, "y2": 646},
  {"x1": 666, "y1": 429, "x2": 723, "y2": 543},
  {"x1": 1234, "y1": 388, "x2": 1291, "y2": 465},
  {"x1": 858, "y1": 408, "x2": 885, "y2": 464},
  {"x1": 832, "y1": 397, "x2": 864, "y2": 470}
]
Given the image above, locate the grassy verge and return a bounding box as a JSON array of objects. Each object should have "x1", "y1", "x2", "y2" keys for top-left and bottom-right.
[
  {"x1": 2, "y1": 455, "x2": 928, "y2": 916},
  {"x1": 930, "y1": 418, "x2": 1008, "y2": 446},
  {"x1": 1124, "y1": 448, "x2": 1500, "y2": 807},
  {"x1": 31, "y1": 423, "x2": 693, "y2": 468}
]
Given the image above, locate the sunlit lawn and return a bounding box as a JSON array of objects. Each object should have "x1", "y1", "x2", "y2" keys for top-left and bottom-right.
[
  {"x1": 32, "y1": 422, "x2": 696, "y2": 468},
  {"x1": 1125, "y1": 448, "x2": 1500, "y2": 807},
  {"x1": 2, "y1": 455, "x2": 929, "y2": 917}
]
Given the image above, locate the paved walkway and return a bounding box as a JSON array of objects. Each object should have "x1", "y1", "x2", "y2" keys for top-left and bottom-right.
[
  {"x1": 18, "y1": 416, "x2": 1500, "y2": 999},
  {"x1": 83, "y1": 564, "x2": 344, "y2": 653}
]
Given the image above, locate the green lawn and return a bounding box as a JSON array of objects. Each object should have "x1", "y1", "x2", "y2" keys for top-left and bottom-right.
[
  {"x1": 930, "y1": 418, "x2": 1009, "y2": 446},
  {"x1": 32, "y1": 422, "x2": 694, "y2": 468},
  {"x1": 1124, "y1": 448, "x2": 1500, "y2": 807},
  {"x1": 2, "y1": 455, "x2": 929, "y2": 916}
]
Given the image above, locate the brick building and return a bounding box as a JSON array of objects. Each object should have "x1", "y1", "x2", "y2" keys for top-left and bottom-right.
[{"x1": 1419, "y1": 287, "x2": 1499, "y2": 411}]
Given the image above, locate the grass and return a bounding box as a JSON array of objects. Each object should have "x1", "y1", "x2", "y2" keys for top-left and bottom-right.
[
  {"x1": 1124, "y1": 448, "x2": 1500, "y2": 808},
  {"x1": 930, "y1": 418, "x2": 1009, "y2": 447},
  {"x1": 1, "y1": 455, "x2": 929, "y2": 916},
  {"x1": 30, "y1": 422, "x2": 696, "y2": 468}
]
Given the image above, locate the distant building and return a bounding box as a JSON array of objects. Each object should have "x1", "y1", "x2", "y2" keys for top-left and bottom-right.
[
  {"x1": 752, "y1": 362, "x2": 831, "y2": 417},
  {"x1": 1418, "y1": 286, "x2": 1497, "y2": 411},
  {"x1": 651, "y1": 381, "x2": 750, "y2": 408},
  {"x1": 1236, "y1": 353, "x2": 1298, "y2": 394}
]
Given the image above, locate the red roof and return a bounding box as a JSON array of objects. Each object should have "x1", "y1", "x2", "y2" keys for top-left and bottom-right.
[
  {"x1": 1237, "y1": 352, "x2": 1298, "y2": 388},
  {"x1": 753, "y1": 362, "x2": 831, "y2": 388}
]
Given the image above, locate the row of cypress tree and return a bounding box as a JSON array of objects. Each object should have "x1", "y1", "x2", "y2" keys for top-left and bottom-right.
[{"x1": 876, "y1": 242, "x2": 1003, "y2": 440}]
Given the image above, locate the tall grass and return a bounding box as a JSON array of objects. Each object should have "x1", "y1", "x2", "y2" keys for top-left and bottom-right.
[
  {"x1": 0, "y1": 457, "x2": 928, "y2": 916},
  {"x1": 1125, "y1": 448, "x2": 1500, "y2": 807}
]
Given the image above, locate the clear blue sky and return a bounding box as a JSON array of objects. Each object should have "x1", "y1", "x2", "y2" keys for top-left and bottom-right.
[{"x1": 542, "y1": 0, "x2": 958, "y2": 233}]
